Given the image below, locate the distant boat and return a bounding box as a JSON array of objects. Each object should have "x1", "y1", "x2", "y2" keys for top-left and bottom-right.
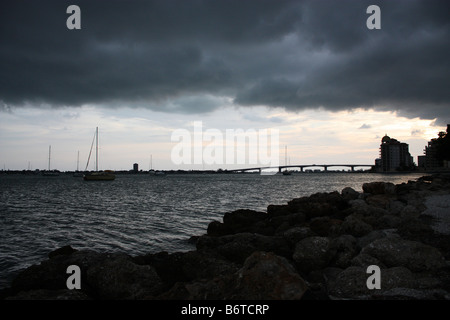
[
  {"x1": 282, "y1": 145, "x2": 292, "y2": 175},
  {"x1": 83, "y1": 127, "x2": 115, "y2": 181},
  {"x1": 73, "y1": 151, "x2": 83, "y2": 177},
  {"x1": 42, "y1": 145, "x2": 60, "y2": 176}
]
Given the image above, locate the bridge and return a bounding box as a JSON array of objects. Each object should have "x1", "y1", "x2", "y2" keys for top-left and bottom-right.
[{"x1": 228, "y1": 164, "x2": 375, "y2": 173}]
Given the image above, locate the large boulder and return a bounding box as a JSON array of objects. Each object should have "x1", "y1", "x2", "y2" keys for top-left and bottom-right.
[
  {"x1": 159, "y1": 252, "x2": 308, "y2": 300},
  {"x1": 329, "y1": 235, "x2": 358, "y2": 269},
  {"x1": 341, "y1": 187, "x2": 360, "y2": 201},
  {"x1": 309, "y1": 217, "x2": 343, "y2": 237},
  {"x1": 328, "y1": 266, "x2": 417, "y2": 299},
  {"x1": 86, "y1": 253, "x2": 163, "y2": 299},
  {"x1": 361, "y1": 238, "x2": 446, "y2": 272},
  {"x1": 10, "y1": 249, "x2": 109, "y2": 295},
  {"x1": 293, "y1": 236, "x2": 336, "y2": 274},
  {"x1": 230, "y1": 251, "x2": 308, "y2": 299},
  {"x1": 362, "y1": 182, "x2": 396, "y2": 195},
  {"x1": 208, "y1": 209, "x2": 269, "y2": 236},
  {"x1": 196, "y1": 232, "x2": 292, "y2": 264},
  {"x1": 282, "y1": 226, "x2": 316, "y2": 246},
  {"x1": 288, "y1": 191, "x2": 348, "y2": 219},
  {"x1": 341, "y1": 214, "x2": 373, "y2": 237},
  {"x1": 223, "y1": 209, "x2": 267, "y2": 229}
]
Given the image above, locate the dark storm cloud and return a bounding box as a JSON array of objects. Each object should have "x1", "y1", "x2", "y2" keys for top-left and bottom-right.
[{"x1": 0, "y1": 0, "x2": 449, "y2": 123}]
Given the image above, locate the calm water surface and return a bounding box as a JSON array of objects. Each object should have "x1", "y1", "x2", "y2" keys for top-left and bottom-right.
[{"x1": 0, "y1": 172, "x2": 424, "y2": 288}]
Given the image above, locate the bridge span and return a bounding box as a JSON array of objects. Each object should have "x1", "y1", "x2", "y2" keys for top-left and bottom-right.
[{"x1": 229, "y1": 164, "x2": 374, "y2": 173}]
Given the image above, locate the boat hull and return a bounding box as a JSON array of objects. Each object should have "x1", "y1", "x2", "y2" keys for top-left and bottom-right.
[{"x1": 83, "y1": 172, "x2": 115, "y2": 181}]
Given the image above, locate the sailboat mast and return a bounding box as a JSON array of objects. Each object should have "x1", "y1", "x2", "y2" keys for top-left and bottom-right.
[
  {"x1": 96, "y1": 127, "x2": 99, "y2": 172},
  {"x1": 48, "y1": 145, "x2": 51, "y2": 171},
  {"x1": 285, "y1": 145, "x2": 287, "y2": 166}
]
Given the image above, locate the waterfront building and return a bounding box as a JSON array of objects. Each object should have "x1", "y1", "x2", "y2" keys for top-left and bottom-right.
[
  {"x1": 418, "y1": 124, "x2": 450, "y2": 169},
  {"x1": 379, "y1": 135, "x2": 414, "y2": 172}
]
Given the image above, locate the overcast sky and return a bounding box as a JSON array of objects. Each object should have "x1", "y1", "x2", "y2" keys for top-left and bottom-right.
[{"x1": 0, "y1": 0, "x2": 449, "y2": 171}]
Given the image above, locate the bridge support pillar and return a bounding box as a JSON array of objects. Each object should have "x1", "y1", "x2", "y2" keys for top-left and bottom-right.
[
  {"x1": 351, "y1": 166, "x2": 355, "y2": 172},
  {"x1": 324, "y1": 166, "x2": 328, "y2": 172}
]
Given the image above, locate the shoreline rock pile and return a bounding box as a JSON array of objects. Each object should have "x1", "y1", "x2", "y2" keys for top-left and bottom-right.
[{"x1": 1, "y1": 174, "x2": 450, "y2": 300}]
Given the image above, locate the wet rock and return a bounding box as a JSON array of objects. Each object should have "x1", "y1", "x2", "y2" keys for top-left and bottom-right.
[
  {"x1": 223, "y1": 209, "x2": 267, "y2": 229},
  {"x1": 356, "y1": 230, "x2": 399, "y2": 250},
  {"x1": 207, "y1": 220, "x2": 233, "y2": 236},
  {"x1": 230, "y1": 251, "x2": 308, "y2": 300},
  {"x1": 309, "y1": 217, "x2": 342, "y2": 237},
  {"x1": 181, "y1": 250, "x2": 240, "y2": 281},
  {"x1": 341, "y1": 187, "x2": 360, "y2": 201},
  {"x1": 282, "y1": 226, "x2": 316, "y2": 246},
  {"x1": 363, "y1": 182, "x2": 396, "y2": 195},
  {"x1": 365, "y1": 194, "x2": 392, "y2": 209},
  {"x1": 196, "y1": 232, "x2": 292, "y2": 264},
  {"x1": 6, "y1": 289, "x2": 91, "y2": 300},
  {"x1": 397, "y1": 218, "x2": 434, "y2": 241},
  {"x1": 293, "y1": 236, "x2": 336, "y2": 274},
  {"x1": 327, "y1": 266, "x2": 416, "y2": 299},
  {"x1": 341, "y1": 214, "x2": 373, "y2": 237},
  {"x1": 329, "y1": 235, "x2": 358, "y2": 269},
  {"x1": 267, "y1": 204, "x2": 294, "y2": 216},
  {"x1": 400, "y1": 205, "x2": 422, "y2": 220},
  {"x1": 48, "y1": 245, "x2": 78, "y2": 259},
  {"x1": 371, "y1": 287, "x2": 450, "y2": 300},
  {"x1": 270, "y1": 212, "x2": 306, "y2": 232},
  {"x1": 86, "y1": 253, "x2": 163, "y2": 299},
  {"x1": 10, "y1": 250, "x2": 109, "y2": 295},
  {"x1": 159, "y1": 252, "x2": 308, "y2": 300},
  {"x1": 349, "y1": 199, "x2": 388, "y2": 219},
  {"x1": 375, "y1": 214, "x2": 402, "y2": 229},
  {"x1": 208, "y1": 209, "x2": 277, "y2": 236},
  {"x1": 361, "y1": 238, "x2": 447, "y2": 272},
  {"x1": 288, "y1": 191, "x2": 348, "y2": 219},
  {"x1": 350, "y1": 253, "x2": 385, "y2": 268}
]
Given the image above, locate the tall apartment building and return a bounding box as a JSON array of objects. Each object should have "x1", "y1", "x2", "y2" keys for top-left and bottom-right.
[
  {"x1": 379, "y1": 135, "x2": 414, "y2": 172},
  {"x1": 418, "y1": 124, "x2": 450, "y2": 169}
]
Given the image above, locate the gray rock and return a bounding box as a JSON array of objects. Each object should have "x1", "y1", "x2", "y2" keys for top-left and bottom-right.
[
  {"x1": 341, "y1": 187, "x2": 360, "y2": 201},
  {"x1": 293, "y1": 236, "x2": 336, "y2": 274},
  {"x1": 231, "y1": 251, "x2": 308, "y2": 300},
  {"x1": 356, "y1": 230, "x2": 400, "y2": 250},
  {"x1": 361, "y1": 238, "x2": 446, "y2": 272},
  {"x1": 329, "y1": 234, "x2": 358, "y2": 269},
  {"x1": 350, "y1": 253, "x2": 385, "y2": 268},
  {"x1": 6, "y1": 289, "x2": 91, "y2": 300},
  {"x1": 362, "y1": 182, "x2": 396, "y2": 195},
  {"x1": 371, "y1": 287, "x2": 450, "y2": 300},
  {"x1": 400, "y1": 205, "x2": 421, "y2": 220},
  {"x1": 341, "y1": 214, "x2": 373, "y2": 237},
  {"x1": 328, "y1": 266, "x2": 416, "y2": 299},
  {"x1": 159, "y1": 252, "x2": 308, "y2": 300},
  {"x1": 86, "y1": 253, "x2": 163, "y2": 299},
  {"x1": 196, "y1": 232, "x2": 291, "y2": 264},
  {"x1": 282, "y1": 226, "x2": 316, "y2": 246}
]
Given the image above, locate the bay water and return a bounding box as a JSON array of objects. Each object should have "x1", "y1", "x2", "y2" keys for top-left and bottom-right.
[{"x1": 0, "y1": 172, "x2": 424, "y2": 289}]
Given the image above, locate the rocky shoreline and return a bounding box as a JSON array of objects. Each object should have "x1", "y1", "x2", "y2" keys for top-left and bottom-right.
[{"x1": 1, "y1": 174, "x2": 450, "y2": 300}]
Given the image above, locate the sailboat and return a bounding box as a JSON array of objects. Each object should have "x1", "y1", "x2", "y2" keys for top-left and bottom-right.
[
  {"x1": 73, "y1": 151, "x2": 83, "y2": 177},
  {"x1": 282, "y1": 145, "x2": 292, "y2": 175},
  {"x1": 42, "y1": 145, "x2": 60, "y2": 176},
  {"x1": 83, "y1": 127, "x2": 115, "y2": 181}
]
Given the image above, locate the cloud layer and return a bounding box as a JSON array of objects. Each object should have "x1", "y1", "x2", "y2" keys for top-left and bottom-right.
[{"x1": 1, "y1": 0, "x2": 449, "y2": 123}]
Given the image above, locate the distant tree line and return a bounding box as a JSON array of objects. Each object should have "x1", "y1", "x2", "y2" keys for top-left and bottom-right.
[{"x1": 435, "y1": 126, "x2": 450, "y2": 161}]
